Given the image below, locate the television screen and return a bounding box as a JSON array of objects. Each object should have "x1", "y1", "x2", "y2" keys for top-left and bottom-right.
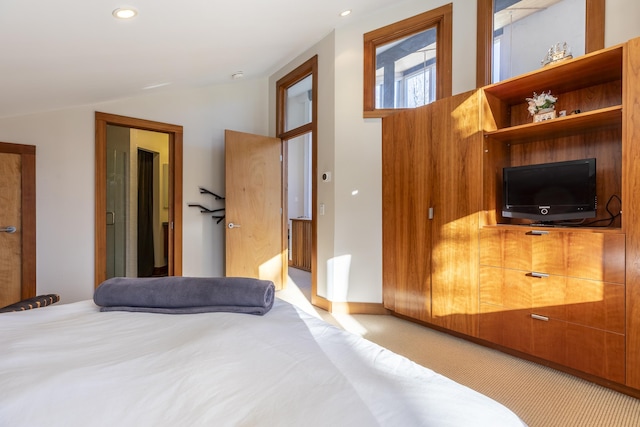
[{"x1": 502, "y1": 158, "x2": 597, "y2": 223}]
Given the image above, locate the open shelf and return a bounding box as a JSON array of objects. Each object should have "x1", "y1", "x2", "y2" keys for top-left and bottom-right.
[
  {"x1": 483, "y1": 44, "x2": 623, "y2": 105},
  {"x1": 484, "y1": 105, "x2": 622, "y2": 144}
]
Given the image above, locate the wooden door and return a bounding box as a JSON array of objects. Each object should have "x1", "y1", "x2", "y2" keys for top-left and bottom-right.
[
  {"x1": 224, "y1": 130, "x2": 286, "y2": 290},
  {"x1": 382, "y1": 107, "x2": 432, "y2": 322},
  {"x1": 429, "y1": 90, "x2": 483, "y2": 336},
  {"x1": 0, "y1": 142, "x2": 36, "y2": 308}
]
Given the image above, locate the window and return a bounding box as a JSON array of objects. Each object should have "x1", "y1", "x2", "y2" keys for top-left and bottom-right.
[
  {"x1": 476, "y1": 0, "x2": 604, "y2": 87},
  {"x1": 363, "y1": 4, "x2": 452, "y2": 118}
]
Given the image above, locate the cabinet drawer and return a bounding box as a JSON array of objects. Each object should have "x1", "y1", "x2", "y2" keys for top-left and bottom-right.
[
  {"x1": 533, "y1": 318, "x2": 625, "y2": 383},
  {"x1": 480, "y1": 266, "x2": 624, "y2": 332},
  {"x1": 479, "y1": 304, "x2": 625, "y2": 383},
  {"x1": 480, "y1": 228, "x2": 625, "y2": 283},
  {"x1": 533, "y1": 232, "x2": 625, "y2": 283},
  {"x1": 479, "y1": 303, "x2": 533, "y2": 354},
  {"x1": 480, "y1": 266, "x2": 532, "y2": 309},
  {"x1": 480, "y1": 228, "x2": 532, "y2": 270},
  {"x1": 532, "y1": 277, "x2": 625, "y2": 334}
]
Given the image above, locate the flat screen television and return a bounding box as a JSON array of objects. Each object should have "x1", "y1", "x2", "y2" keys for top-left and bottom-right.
[{"x1": 502, "y1": 158, "x2": 597, "y2": 223}]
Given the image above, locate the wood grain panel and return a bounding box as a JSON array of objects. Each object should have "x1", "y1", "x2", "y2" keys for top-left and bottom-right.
[
  {"x1": 585, "y1": 0, "x2": 606, "y2": 53},
  {"x1": 479, "y1": 228, "x2": 532, "y2": 270},
  {"x1": 507, "y1": 81, "x2": 622, "y2": 129},
  {"x1": 480, "y1": 266, "x2": 533, "y2": 309},
  {"x1": 225, "y1": 130, "x2": 284, "y2": 289},
  {"x1": 533, "y1": 318, "x2": 625, "y2": 383},
  {"x1": 532, "y1": 276, "x2": 625, "y2": 333},
  {"x1": 479, "y1": 303, "x2": 534, "y2": 355},
  {"x1": 430, "y1": 90, "x2": 482, "y2": 336},
  {"x1": 533, "y1": 232, "x2": 625, "y2": 282},
  {"x1": 290, "y1": 219, "x2": 311, "y2": 271},
  {"x1": 624, "y1": 37, "x2": 640, "y2": 388},
  {"x1": 382, "y1": 107, "x2": 432, "y2": 322},
  {"x1": 0, "y1": 153, "x2": 22, "y2": 308}
]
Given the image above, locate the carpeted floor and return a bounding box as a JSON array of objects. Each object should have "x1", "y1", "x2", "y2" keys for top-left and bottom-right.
[{"x1": 279, "y1": 268, "x2": 640, "y2": 427}]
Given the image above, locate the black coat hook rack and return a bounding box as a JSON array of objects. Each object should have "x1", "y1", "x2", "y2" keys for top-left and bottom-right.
[
  {"x1": 188, "y1": 187, "x2": 225, "y2": 223},
  {"x1": 199, "y1": 187, "x2": 225, "y2": 200}
]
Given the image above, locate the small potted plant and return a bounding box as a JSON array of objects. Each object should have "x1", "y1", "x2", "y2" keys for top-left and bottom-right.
[{"x1": 526, "y1": 91, "x2": 558, "y2": 122}]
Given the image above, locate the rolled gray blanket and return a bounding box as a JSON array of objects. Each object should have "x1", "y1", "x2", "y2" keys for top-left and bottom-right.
[{"x1": 94, "y1": 276, "x2": 275, "y2": 315}]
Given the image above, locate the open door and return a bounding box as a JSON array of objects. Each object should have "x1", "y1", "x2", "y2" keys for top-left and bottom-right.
[
  {"x1": 0, "y1": 142, "x2": 36, "y2": 307},
  {"x1": 224, "y1": 130, "x2": 286, "y2": 290}
]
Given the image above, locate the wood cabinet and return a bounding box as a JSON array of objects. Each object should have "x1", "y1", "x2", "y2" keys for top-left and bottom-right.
[
  {"x1": 479, "y1": 227, "x2": 625, "y2": 382},
  {"x1": 478, "y1": 38, "x2": 640, "y2": 389},
  {"x1": 289, "y1": 218, "x2": 311, "y2": 271},
  {"x1": 382, "y1": 37, "x2": 640, "y2": 394},
  {"x1": 382, "y1": 90, "x2": 483, "y2": 336}
]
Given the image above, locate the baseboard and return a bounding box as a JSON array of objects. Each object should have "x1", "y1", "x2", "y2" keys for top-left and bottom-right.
[
  {"x1": 328, "y1": 301, "x2": 390, "y2": 315},
  {"x1": 310, "y1": 294, "x2": 389, "y2": 315}
]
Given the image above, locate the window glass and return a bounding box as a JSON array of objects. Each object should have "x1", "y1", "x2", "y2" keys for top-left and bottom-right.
[
  {"x1": 374, "y1": 28, "x2": 437, "y2": 109},
  {"x1": 285, "y1": 74, "x2": 312, "y2": 132},
  {"x1": 363, "y1": 4, "x2": 452, "y2": 117},
  {"x1": 492, "y1": 0, "x2": 585, "y2": 83}
]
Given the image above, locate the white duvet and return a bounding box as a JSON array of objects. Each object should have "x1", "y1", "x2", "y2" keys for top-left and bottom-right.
[{"x1": 0, "y1": 299, "x2": 526, "y2": 426}]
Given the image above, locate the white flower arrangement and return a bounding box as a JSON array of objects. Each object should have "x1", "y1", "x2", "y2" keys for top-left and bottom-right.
[{"x1": 526, "y1": 91, "x2": 557, "y2": 116}]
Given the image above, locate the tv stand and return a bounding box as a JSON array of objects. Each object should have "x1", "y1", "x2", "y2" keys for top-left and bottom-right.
[{"x1": 479, "y1": 40, "x2": 631, "y2": 389}]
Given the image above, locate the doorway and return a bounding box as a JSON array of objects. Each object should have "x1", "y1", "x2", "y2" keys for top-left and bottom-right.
[
  {"x1": 95, "y1": 112, "x2": 183, "y2": 287},
  {"x1": 276, "y1": 56, "x2": 321, "y2": 308},
  {"x1": 0, "y1": 142, "x2": 36, "y2": 307}
]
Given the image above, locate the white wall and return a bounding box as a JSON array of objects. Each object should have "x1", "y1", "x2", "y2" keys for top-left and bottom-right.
[{"x1": 0, "y1": 78, "x2": 268, "y2": 303}]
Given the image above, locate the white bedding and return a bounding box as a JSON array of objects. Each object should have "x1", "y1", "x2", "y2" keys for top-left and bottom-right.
[{"x1": 0, "y1": 299, "x2": 526, "y2": 426}]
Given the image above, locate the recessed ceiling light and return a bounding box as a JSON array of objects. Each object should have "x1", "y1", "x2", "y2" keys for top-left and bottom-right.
[
  {"x1": 113, "y1": 8, "x2": 138, "y2": 19},
  {"x1": 142, "y1": 82, "x2": 171, "y2": 90},
  {"x1": 340, "y1": 10, "x2": 352, "y2": 17}
]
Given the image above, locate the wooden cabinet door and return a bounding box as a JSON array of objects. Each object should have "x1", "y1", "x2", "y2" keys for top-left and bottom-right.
[
  {"x1": 382, "y1": 107, "x2": 432, "y2": 322},
  {"x1": 429, "y1": 90, "x2": 483, "y2": 336}
]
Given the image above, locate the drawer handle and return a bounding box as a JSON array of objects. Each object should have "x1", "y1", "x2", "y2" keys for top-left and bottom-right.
[
  {"x1": 527, "y1": 272, "x2": 549, "y2": 278},
  {"x1": 531, "y1": 314, "x2": 549, "y2": 322},
  {"x1": 526, "y1": 230, "x2": 549, "y2": 235}
]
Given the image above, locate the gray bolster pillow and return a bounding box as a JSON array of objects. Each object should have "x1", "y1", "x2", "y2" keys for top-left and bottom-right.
[{"x1": 94, "y1": 276, "x2": 275, "y2": 316}]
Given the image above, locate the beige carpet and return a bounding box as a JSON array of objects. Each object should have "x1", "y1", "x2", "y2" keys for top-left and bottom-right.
[{"x1": 279, "y1": 268, "x2": 640, "y2": 427}]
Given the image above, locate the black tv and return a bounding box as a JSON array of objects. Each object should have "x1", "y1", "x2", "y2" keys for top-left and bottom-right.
[{"x1": 502, "y1": 158, "x2": 597, "y2": 223}]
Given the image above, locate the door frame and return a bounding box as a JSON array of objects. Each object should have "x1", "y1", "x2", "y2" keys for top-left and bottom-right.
[
  {"x1": 276, "y1": 56, "x2": 327, "y2": 309},
  {"x1": 94, "y1": 112, "x2": 183, "y2": 287},
  {"x1": 0, "y1": 141, "x2": 36, "y2": 300}
]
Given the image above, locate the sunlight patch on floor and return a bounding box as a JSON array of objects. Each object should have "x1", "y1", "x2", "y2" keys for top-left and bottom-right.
[
  {"x1": 276, "y1": 274, "x2": 321, "y2": 319},
  {"x1": 330, "y1": 313, "x2": 369, "y2": 336},
  {"x1": 277, "y1": 271, "x2": 369, "y2": 336}
]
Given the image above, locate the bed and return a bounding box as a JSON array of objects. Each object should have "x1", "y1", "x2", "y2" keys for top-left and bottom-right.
[{"x1": 0, "y1": 280, "x2": 526, "y2": 426}]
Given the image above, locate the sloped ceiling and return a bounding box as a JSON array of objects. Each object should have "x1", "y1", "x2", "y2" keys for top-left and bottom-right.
[{"x1": 0, "y1": 0, "x2": 399, "y2": 118}]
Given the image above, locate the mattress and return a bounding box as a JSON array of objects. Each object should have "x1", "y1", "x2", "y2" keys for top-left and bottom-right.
[{"x1": 0, "y1": 298, "x2": 526, "y2": 426}]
